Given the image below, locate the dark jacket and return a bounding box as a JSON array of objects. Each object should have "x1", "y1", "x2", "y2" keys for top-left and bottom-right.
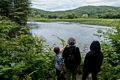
[
  {"x1": 63, "y1": 45, "x2": 81, "y2": 72},
  {"x1": 83, "y1": 41, "x2": 103, "y2": 73}
]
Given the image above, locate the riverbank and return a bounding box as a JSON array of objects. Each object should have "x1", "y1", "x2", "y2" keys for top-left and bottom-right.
[{"x1": 28, "y1": 18, "x2": 120, "y2": 27}]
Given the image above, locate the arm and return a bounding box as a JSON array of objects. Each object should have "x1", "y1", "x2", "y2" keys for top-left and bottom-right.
[
  {"x1": 76, "y1": 47, "x2": 81, "y2": 65},
  {"x1": 62, "y1": 47, "x2": 68, "y2": 60},
  {"x1": 83, "y1": 52, "x2": 90, "y2": 72}
]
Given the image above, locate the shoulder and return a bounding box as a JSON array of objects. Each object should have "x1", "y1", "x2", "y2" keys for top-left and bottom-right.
[
  {"x1": 76, "y1": 47, "x2": 80, "y2": 50},
  {"x1": 64, "y1": 45, "x2": 69, "y2": 50},
  {"x1": 86, "y1": 51, "x2": 92, "y2": 56}
]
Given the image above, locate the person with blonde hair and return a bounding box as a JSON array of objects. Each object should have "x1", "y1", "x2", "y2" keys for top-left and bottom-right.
[{"x1": 63, "y1": 37, "x2": 81, "y2": 80}]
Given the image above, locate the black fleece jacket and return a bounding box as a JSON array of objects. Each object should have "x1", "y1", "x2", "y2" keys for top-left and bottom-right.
[{"x1": 83, "y1": 41, "x2": 103, "y2": 73}]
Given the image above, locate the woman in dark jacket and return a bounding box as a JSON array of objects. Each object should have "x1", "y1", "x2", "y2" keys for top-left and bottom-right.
[
  {"x1": 82, "y1": 41, "x2": 103, "y2": 80},
  {"x1": 63, "y1": 37, "x2": 81, "y2": 80}
]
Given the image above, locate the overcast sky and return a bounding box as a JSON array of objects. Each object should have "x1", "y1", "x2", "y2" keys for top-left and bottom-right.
[{"x1": 31, "y1": 0, "x2": 120, "y2": 11}]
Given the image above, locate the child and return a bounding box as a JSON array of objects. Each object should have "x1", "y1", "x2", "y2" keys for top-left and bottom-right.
[{"x1": 54, "y1": 47, "x2": 65, "y2": 80}]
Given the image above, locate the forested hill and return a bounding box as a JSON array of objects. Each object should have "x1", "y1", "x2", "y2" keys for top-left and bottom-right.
[{"x1": 29, "y1": 6, "x2": 120, "y2": 19}]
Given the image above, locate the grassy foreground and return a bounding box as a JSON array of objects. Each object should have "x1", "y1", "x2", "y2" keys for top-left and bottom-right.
[{"x1": 28, "y1": 18, "x2": 120, "y2": 27}]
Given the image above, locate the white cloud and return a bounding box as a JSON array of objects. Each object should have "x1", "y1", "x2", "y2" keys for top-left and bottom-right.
[{"x1": 31, "y1": 0, "x2": 120, "y2": 11}]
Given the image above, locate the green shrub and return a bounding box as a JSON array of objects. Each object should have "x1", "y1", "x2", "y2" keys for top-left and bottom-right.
[
  {"x1": 0, "y1": 20, "x2": 56, "y2": 80},
  {"x1": 99, "y1": 23, "x2": 120, "y2": 80}
]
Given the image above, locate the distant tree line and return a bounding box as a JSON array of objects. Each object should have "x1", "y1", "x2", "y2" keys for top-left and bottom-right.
[
  {"x1": 98, "y1": 13, "x2": 120, "y2": 19},
  {"x1": 0, "y1": 0, "x2": 30, "y2": 25},
  {"x1": 29, "y1": 7, "x2": 120, "y2": 19},
  {"x1": 34, "y1": 13, "x2": 120, "y2": 19},
  {"x1": 29, "y1": 9, "x2": 78, "y2": 19}
]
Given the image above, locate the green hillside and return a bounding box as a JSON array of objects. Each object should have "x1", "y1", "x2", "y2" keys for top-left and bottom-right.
[{"x1": 29, "y1": 6, "x2": 120, "y2": 19}]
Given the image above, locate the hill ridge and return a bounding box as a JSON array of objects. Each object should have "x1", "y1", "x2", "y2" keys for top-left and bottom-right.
[{"x1": 29, "y1": 6, "x2": 120, "y2": 18}]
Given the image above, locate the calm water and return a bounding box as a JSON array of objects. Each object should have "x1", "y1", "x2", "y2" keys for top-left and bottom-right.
[{"x1": 28, "y1": 22, "x2": 110, "y2": 52}]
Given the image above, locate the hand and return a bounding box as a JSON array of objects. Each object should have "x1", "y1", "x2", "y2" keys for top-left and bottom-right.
[
  {"x1": 60, "y1": 70, "x2": 64, "y2": 74},
  {"x1": 60, "y1": 48, "x2": 64, "y2": 53}
]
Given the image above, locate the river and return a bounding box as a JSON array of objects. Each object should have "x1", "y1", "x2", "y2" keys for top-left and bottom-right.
[{"x1": 28, "y1": 22, "x2": 110, "y2": 52}]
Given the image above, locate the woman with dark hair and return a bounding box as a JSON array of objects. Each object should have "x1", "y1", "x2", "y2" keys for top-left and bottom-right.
[{"x1": 82, "y1": 41, "x2": 103, "y2": 80}]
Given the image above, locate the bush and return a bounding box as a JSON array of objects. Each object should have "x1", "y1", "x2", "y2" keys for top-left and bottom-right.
[
  {"x1": 98, "y1": 22, "x2": 120, "y2": 80},
  {"x1": 0, "y1": 20, "x2": 56, "y2": 80}
]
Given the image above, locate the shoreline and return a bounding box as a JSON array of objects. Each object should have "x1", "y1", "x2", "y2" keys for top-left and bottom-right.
[{"x1": 28, "y1": 18, "x2": 120, "y2": 27}]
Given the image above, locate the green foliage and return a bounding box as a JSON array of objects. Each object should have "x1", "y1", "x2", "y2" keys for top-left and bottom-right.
[
  {"x1": 98, "y1": 13, "x2": 120, "y2": 19},
  {"x1": 0, "y1": 0, "x2": 11, "y2": 17},
  {"x1": 98, "y1": 22, "x2": 120, "y2": 79},
  {"x1": 0, "y1": 0, "x2": 30, "y2": 25},
  {"x1": 0, "y1": 20, "x2": 56, "y2": 80},
  {"x1": 29, "y1": 6, "x2": 120, "y2": 20}
]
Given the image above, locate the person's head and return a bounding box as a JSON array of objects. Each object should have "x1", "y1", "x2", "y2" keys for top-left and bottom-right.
[
  {"x1": 54, "y1": 47, "x2": 60, "y2": 54},
  {"x1": 67, "y1": 37, "x2": 76, "y2": 45},
  {"x1": 90, "y1": 40, "x2": 101, "y2": 51}
]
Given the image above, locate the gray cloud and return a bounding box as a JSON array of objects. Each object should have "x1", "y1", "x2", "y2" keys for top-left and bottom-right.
[{"x1": 31, "y1": 0, "x2": 120, "y2": 11}]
